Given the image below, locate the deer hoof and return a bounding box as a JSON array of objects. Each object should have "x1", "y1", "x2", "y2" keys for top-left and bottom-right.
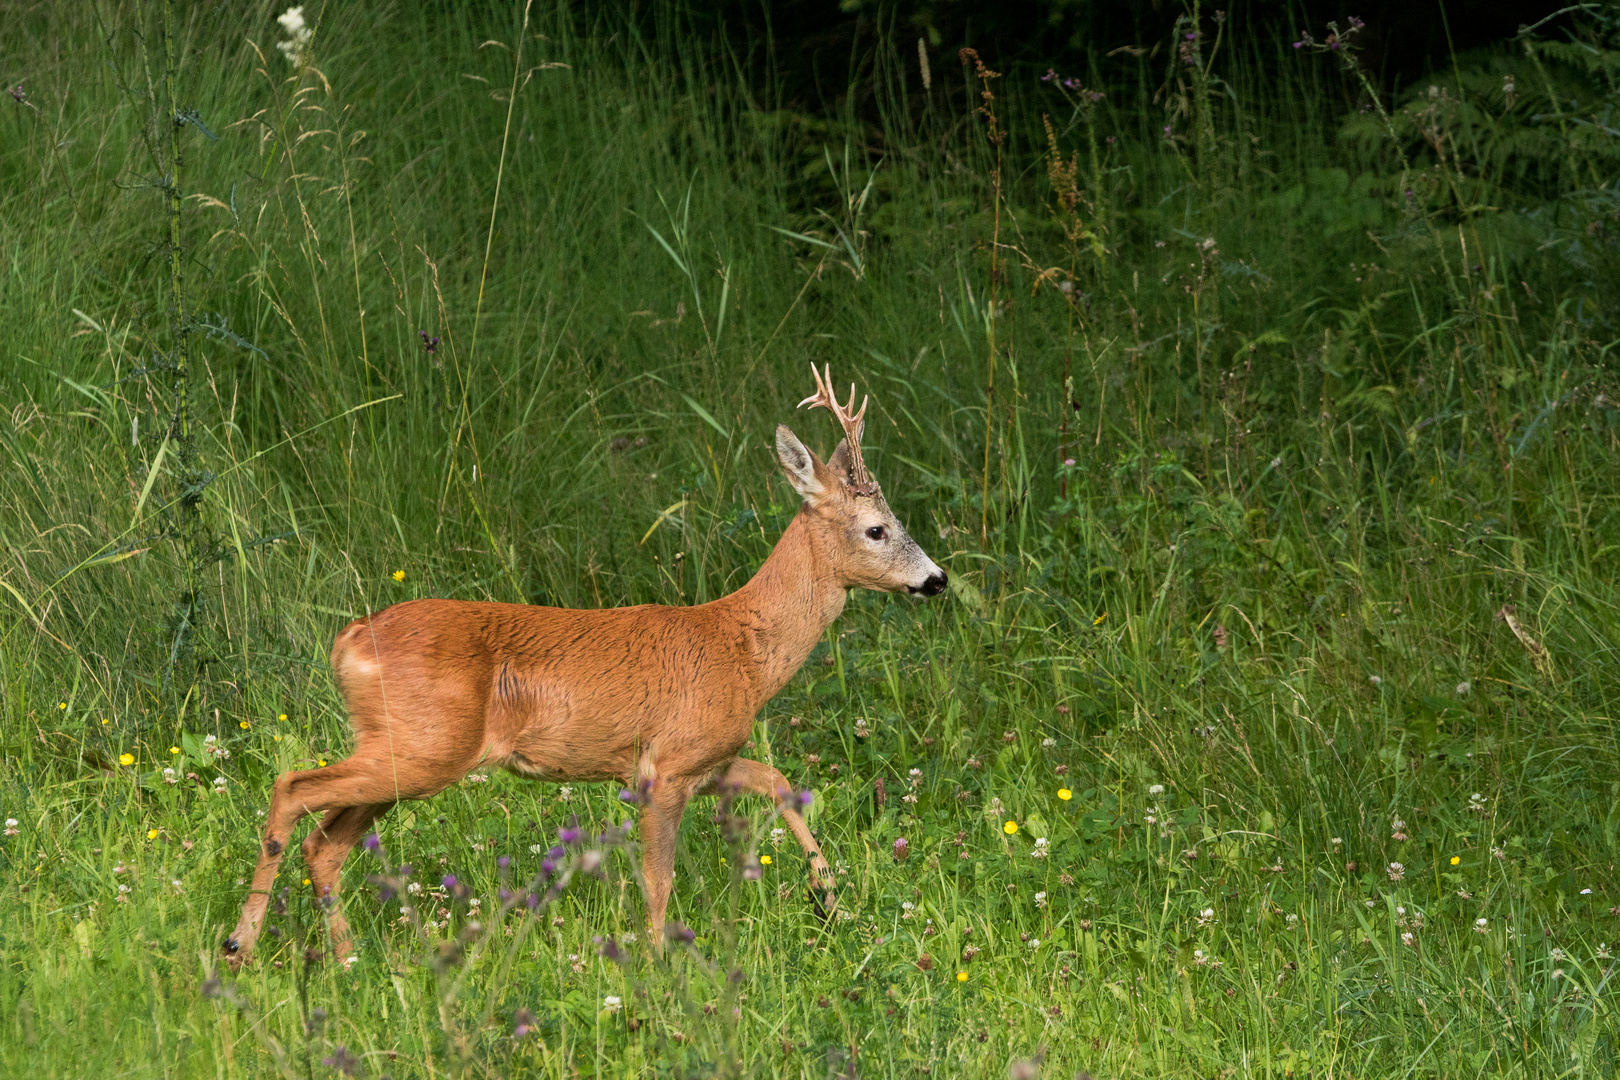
[
  {"x1": 807, "y1": 886, "x2": 837, "y2": 923},
  {"x1": 222, "y1": 936, "x2": 240, "y2": 953}
]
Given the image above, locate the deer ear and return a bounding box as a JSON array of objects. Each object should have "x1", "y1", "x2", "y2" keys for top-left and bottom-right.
[
  {"x1": 776, "y1": 424, "x2": 827, "y2": 502},
  {"x1": 826, "y1": 438, "x2": 857, "y2": 486}
]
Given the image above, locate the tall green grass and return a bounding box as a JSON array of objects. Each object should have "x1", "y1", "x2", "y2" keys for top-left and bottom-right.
[{"x1": 1, "y1": 1, "x2": 1618, "y2": 1076}]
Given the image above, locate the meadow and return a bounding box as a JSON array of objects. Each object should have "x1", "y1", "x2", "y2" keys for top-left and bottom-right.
[{"x1": 1, "y1": 1, "x2": 1619, "y2": 1076}]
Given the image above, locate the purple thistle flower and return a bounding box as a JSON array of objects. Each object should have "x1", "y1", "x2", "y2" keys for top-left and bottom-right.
[
  {"x1": 668, "y1": 921, "x2": 696, "y2": 944},
  {"x1": 526, "y1": 891, "x2": 540, "y2": 909},
  {"x1": 419, "y1": 330, "x2": 440, "y2": 355},
  {"x1": 497, "y1": 855, "x2": 511, "y2": 870},
  {"x1": 540, "y1": 858, "x2": 557, "y2": 876},
  {"x1": 362, "y1": 832, "x2": 381, "y2": 853},
  {"x1": 321, "y1": 1045, "x2": 362, "y2": 1077},
  {"x1": 548, "y1": 845, "x2": 566, "y2": 860},
  {"x1": 594, "y1": 934, "x2": 625, "y2": 962},
  {"x1": 797, "y1": 789, "x2": 814, "y2": 810},
  {"x1": 441, "y1": 874, "x2": 458, "y2": 889}
]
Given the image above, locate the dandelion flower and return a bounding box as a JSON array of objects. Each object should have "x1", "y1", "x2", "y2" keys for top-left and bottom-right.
[
  {"x1": 119, "y1": 753, "x2": 135, "y2": 766},
  {"x1": 392, "y1": 570, "x2": 405, "y2": 582},
  {"x1": 147, "y1": 828, "x2": 159, "y2": 840},
  {"x1": 1003, "y1": 821, "x2": 1018, "y2": 835},
  {"x1": 1057, "y1": 788, "x2": 1072, "y2": 801}
]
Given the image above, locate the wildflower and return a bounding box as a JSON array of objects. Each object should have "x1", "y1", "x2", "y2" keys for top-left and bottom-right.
[
  {"x1": 1144, "y1": 808, "x2": 1158, "y2": 825},
  {"x1": 1032, "y1": 837, "x2": 1049, "y2": 858},
  {"x1": 1003, "y1": 820, "x2": 1018, "y2": 835},
  {"x1": 893, "y1": 837, "x2": 910, "y2": 861},
  {"x1": 1148, "y1": 784, "x2": 1165, "y2": 796},
  {"x1": 3, "y1": 819, "x2": 18, "y2": 836},
  {"x1": 1475, "y1": 918, "x2": 1488, "y2": 933},
  {"x1": 321, "y1": 1046, "x2": 362, "y2": 1077},
  {"x1": 213, "y1": 776, "x2": 227, "y2": 792},
  {"x1": 1401, "y1": 931, "x2": 1415, "y2": 948},
  {"x1": 169, "y1": 746, "x2": 180, "y2": 755},
  {"x1": 1368, "y1": 675, "x2": 1382, "y2": 686},
  {"x1": 901, "y1": 901, "x2": 915, "y2": 919},
  {"x1": 119, "y1": 753, "x2": 135, "y2": 766},
  {"x1": 1456, "y1": 681, "x2": 1471, "y2": 697},
  {"x1": 58, "y1": 702, "x2": 66, "y2": 711},
  {"x1": 1057, "y1": 787, "x2": 1072, "y2": 801},
  {"x1": 528, "y1": 844, "x2": 544, "y2": 855},
  {"x1": 1331, "y1": 837, "x2": 1342, "y2": 847},
  {"x1": 989, "y1": 797, "x2": 1005, "y2": 816},
  {"x1": 956, "y1": 971, "x2": 968, "y2": 982},
  {"x1": 1197, "y1": 908, "x2": 1215, "y2": 927},
  {"x1": 1468, "y1": 793, "x2": 1487, "y2": 813},
  {"x1": 275, "y1": 6, "x2": 313, "y2": 67},
  {"x1": 915, "y1": 953, "x2": 933, "y2": 971},
  {"x1": 1492, "y1": 846, "x2": 1506, "y2": 860},
  {"x1": 760, "y1": 855, "x2": 771, "y2": 865},
  {"x1": 239, "y1": 721, "x2": 250, "y2": 730},
  {"x1": 1388, "y1": 862, "x2": 1405, "y2": 881},
  {"x1": 147, "y1": 828, "x2": 159, "y2": 840},
  {"x1": 162, "y1": 768, "x2": 177, "y2": 784},
  {"x1": 1551, "y1": 968, "x2": 1566, "y2": 981},
  {"x1": 557, "y1": 786, "x2": 573, "y2": 802},
  {"x1": 1450, "y1": 856, "x2": 1460, "y2": 866},
  {"x1": 1093, "y1": 613, "x2": 1107, "y2": 625},
  {"x1": 392, "y1": 570, "x2": 405, "y2": 582},
  {"x1": 116, "y1": 884, "x2": 130, "y2": 903},
  {"x1": 1028, "y1": 938, "x2": 1040, "y2": 950},
  {"x1": 513, "y1": 1007, "x2": 536, "y2": 1038},
  {"x1": 602, "y1": 995, "x2": 623, "y2": 1014},
  {"x1": 419, "y1": 331, "x2": 440, "y2": 356},
  {"x1": 1041, "y1": 737, "x2": 1057, "y2": 748},
  {"x1": 278, "y1": 713, "x2": 288, "y2": 721},
  {"x1": 466, "y1": 774, "x2": 488, "y2": 783},
  {"x1": 1034, "y1": 891, "x2": 1048, "y2": 908},
  {"x1": 1002, "y1": 731, "x2": 1017, "y2": 743}
]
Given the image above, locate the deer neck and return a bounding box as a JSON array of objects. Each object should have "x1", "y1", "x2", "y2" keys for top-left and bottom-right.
[{"x1": 723, "y1": 508, "x2": 846, "y2": 701}]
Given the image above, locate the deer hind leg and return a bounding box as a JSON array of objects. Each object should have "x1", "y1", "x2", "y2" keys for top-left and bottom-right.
[
  {"x1": 302, "y1": 802, "x2": 392, "y2": 963},
  {"x1": 225, "y1": 751, "x2": 443, "y2": 967},
  {"x1": 716, "y1": 757, "x2": 838, "y2": 917}
]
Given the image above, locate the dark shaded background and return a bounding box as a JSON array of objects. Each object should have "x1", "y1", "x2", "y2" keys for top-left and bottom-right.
[{"x1": 604, "y1": 0, "x2": 1575, "y2": 114}]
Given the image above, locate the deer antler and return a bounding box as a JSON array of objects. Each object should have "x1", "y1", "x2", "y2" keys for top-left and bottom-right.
[{"x1": 797, "y1": 364, "x2": 877, "y2": 495}]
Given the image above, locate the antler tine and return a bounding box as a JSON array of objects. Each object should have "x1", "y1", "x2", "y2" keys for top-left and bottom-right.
[{"x1": 795, "y1": 363, "x2": 877, "y2": 494}]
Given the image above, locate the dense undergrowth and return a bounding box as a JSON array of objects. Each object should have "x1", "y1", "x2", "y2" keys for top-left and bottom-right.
[{"x1": 1, "y1": 1, "x2": 1619, "y2": 1076}]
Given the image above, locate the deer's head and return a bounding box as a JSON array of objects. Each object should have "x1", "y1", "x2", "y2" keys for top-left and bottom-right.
[{"x1": 774, "y1": 365, "x2": 948, "y2": 597}]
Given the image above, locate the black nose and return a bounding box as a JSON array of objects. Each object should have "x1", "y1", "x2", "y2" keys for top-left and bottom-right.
[{"x1": 911, "y1": 571, "x2": 948, "y2": 597}]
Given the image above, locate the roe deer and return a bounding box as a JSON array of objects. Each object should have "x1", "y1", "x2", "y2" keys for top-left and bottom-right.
[{"x1": 223, "y1": 366, "x2": 948, "y2": 965}]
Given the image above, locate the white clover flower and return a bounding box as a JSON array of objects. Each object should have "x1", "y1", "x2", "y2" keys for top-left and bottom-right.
[
  {"x1": 1032, "y1": 837, "x2": 1049, "y2": 858},
  {"x1": 162, "y1": 768, "x2": 177, "y2": 784},
  {"x1": 1368, "y1": 674, "x2": 1382, "y2": 686},
  {"x1": 1551, "y1": 947, "x2": 1568, "y2": 962},
  {"x1": 557, "y1": 786, "x2": 573, "y2": 802},
  {"x1": 204, "y1": 734, "x2": 216, "y2": 744},
  {"x1": 1034, "y1": 891, "x2": 1048, "y2": 908},
  {"x1": 1551, "y1": 968, "x2": 1565, "y2": 981},
  {"x1": 1401, "y1": 931, "x2": 1415, "y2": 948},
  {"x1": 1148, "y1": 784, "x2": 1165, "y2": 796},
  {"x1": 1331, "y1": 837, "x2": 1342, "y2": 846},
  {"x1": 622, "y1": 932, "x2": 637, "y2": 945},
  {"x1": 407, "y1": 882, "x2": 422, "y2": 895},
  {"x1": 603, "y1": 994, "x2": 622, "y2": 1013},
  {"x1": 529, "y1": 844, "x2": 545, "y2": 854},
  {"x1": 1041, "y1": 737, "x2": 1057, "y2": 748},
  {"x1": 1387, "y1": 862, "x2": 1405, "y2": 881},
  {"x1": 3, "y1": 818, "x2": 17, "y2": 836},
  {"x1": 1028, "y1": 938, "x2": 1040, "y2": 949},
  {"x1": 769, "y1": 828, "x2": 785, "y2": 845},
  {"x1": 212, "y1": 776, "x2": 227, "y2": 791},
  {"x1": 1475, "y1": 918, "x2": 1489, "y2": 933},
  {"x1": 909, "y1": 768, "x2": 922, "y2": 778}
]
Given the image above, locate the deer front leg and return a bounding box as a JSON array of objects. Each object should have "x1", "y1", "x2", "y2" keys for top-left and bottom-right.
[
  {"x1": 639, "y1": 780, "x2": 694, "y2": 948},
  {"x1": 716, "y1": 757, "x2": 838, "y2": 918}
]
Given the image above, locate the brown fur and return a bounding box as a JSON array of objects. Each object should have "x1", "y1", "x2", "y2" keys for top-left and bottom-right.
[{"x1": 223, "y1": 419, "x2": 946, "y2": 965}]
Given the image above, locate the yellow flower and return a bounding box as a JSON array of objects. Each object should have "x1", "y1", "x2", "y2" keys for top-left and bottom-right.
[
  {"x1": 1093, "y1": 613, "x2": 1107, "y2": 626},
  {"x1": 1003, "y1": 821, "x2": 1018, "y2": 835},
  {"x1": 1058, "y1": 788, "x2": 1072, "y2": 801},
  {"x1": 274, "y1": 734, "x2": 283, "y2": 742},
  {"x1": 277, "y1": 713, "x2": 288, "y2": 721},
  {"x1": 147, "y1": 829, "x2": 159, "y2": 840},
  {"x1": 760, "y1": 855, "x2": 772, "y2": 865},
  {"x1": 169, "y1": 746, "x2": 180, "y2": 755},
  {"x1": 318, "y1": 759, "x2": 328, "y2": 767},
  {"x1": 239, "y1": 721, "x2": 251, "y2": 730},
  {"x1": 1450, "y1": 856, "x2": 1460, "y2": 866},
  {"x1": 119, "y1": 753, "x2": 135, "y2": 766},
  {"x1": 956, "y1": 971, "x2": 968, "y2": 982},
  {"x1": 101, "y1": 718, "x2": 110, "y2": 725},
  {"x1": 58, "y1": 702, "x2": 67, "y2": 710},
  {"x1": 392, "y1": 570, "x2": 406, "y2": 582},
  {"x1": 302, "y1": 878, "x2": 311, "y2": 886}
]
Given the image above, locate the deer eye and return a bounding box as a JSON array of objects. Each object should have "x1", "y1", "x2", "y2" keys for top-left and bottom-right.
[{"x1": 865, "y1": 525, "x2": 887, "y2": 541}]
